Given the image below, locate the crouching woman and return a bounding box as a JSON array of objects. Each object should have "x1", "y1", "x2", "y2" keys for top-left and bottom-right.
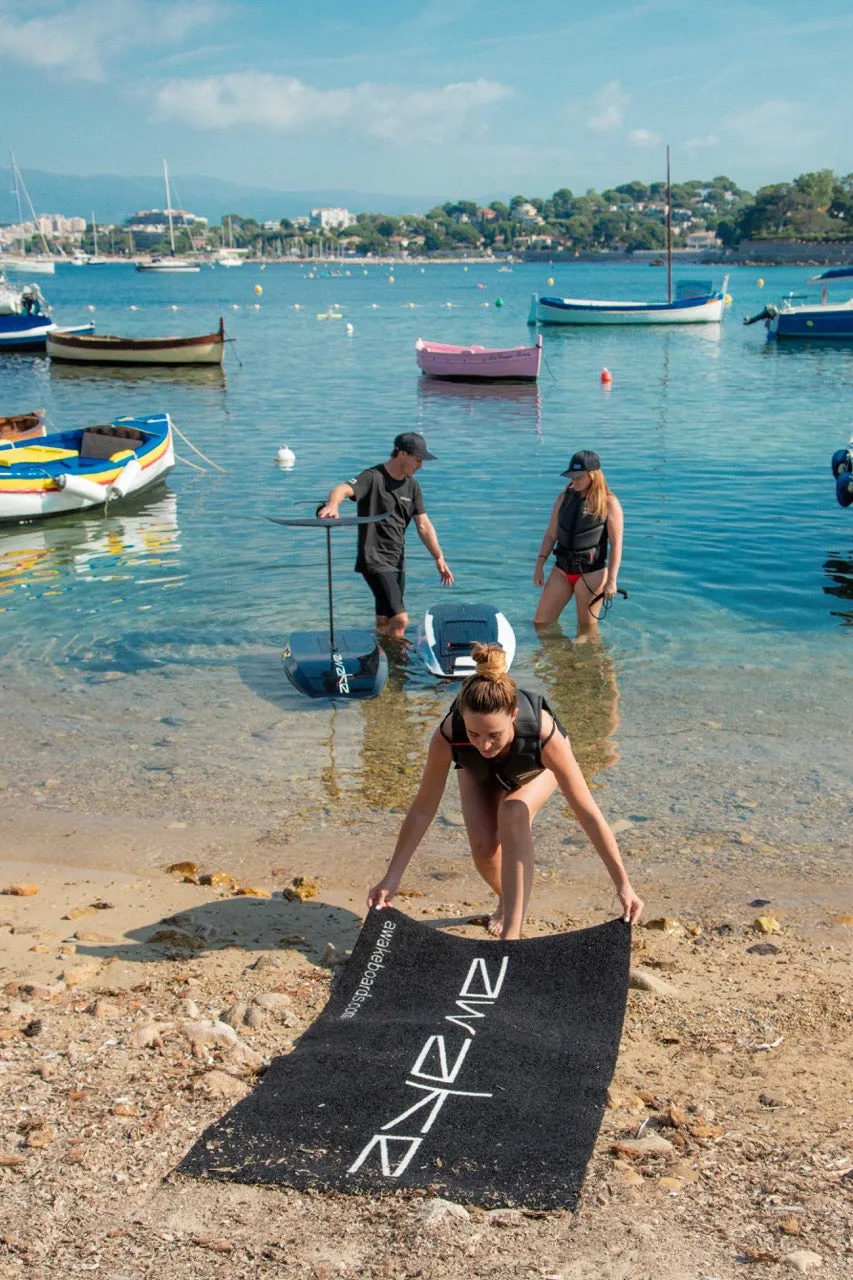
[{"x1": 368, "y1": 643, "x2": 643, "y2": 939}]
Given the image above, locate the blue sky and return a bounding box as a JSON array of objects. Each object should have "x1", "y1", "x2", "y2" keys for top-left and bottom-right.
[{"x1": 2, "y1": 0, "x2": 852, "y2": 200}]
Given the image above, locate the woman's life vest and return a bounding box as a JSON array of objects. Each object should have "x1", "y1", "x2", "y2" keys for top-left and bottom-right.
[
  {"x1": 555, "y1": 489, "x2": 607, "y2": 573},
  {"x1": 441, "y1": 688, "x2": 564, "y2": 791}
]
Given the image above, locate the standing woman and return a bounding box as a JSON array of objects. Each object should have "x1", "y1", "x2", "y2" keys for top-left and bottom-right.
[
  {"x1": 533, "y1": 450, "x2": 623, "y2": 629},
  {"x1": 368, "y1": 643, "x2": 643, "y2": 940}
]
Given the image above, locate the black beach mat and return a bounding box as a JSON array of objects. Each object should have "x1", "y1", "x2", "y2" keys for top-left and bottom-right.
[{"x1": 178, "y1": 907, "x2": 631, "y2": 1210}]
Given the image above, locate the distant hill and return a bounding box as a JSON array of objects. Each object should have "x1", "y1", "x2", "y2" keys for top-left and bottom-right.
[{"x1": 0, "y1": 168, "x2": 443, "y2": 225}]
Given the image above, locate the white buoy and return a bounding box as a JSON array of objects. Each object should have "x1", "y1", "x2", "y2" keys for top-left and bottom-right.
[
  {"x1": 276, "y1": 446, "x2": 296, "y2": 468},
  {"x1": 369, "y1": 303, "x2": 379, "y2": 309},
  {"x1": 445, "y1": 302, "x2": 453, "y2": 308},
  {"x1": 253, "y1": 303, "x2": 261, "y2": 309},
  {"x1": 169, "y1": 304, "x2": 180, "y2": 311},
  {"x1": 231, "y1": 303, "x2": 241, "y2": 309},
  {"x1": 345, "y1": 322, "x2": 354, "y2": 334},
  {"x1": 293, "y1": 303, "x2": 301, "y2": 310},
  {"x1": 87, "y1": 304, "x2": 96, "y2": 312},
  {"x1": 128, "y1": 305, "x2": 138, "y2": 311}
]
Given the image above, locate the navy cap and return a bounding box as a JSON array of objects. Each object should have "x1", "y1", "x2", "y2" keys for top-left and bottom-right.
[
  {"x1": 394, "y1": 431, "x2": 436, "y2": 460},
  {"x1": 561, "y1": 449, "x2": 600, "y2": 476}
]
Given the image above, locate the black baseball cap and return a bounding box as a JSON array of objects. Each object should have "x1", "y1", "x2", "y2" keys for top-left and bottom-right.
[
  {"x1": 561, "y1": 449, "x2": 601, "y2": 476},
  {"x1": 394, "y1": 431, "x2": 436, "y2": 460}
]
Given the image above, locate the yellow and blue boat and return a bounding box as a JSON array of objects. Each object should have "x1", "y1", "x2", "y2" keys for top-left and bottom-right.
[{"x1": 0, "y1": 413, "x2": 175, "y2": 524}]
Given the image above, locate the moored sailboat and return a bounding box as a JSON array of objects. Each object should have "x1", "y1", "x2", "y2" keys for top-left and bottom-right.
[{"x1": 135, "y1": 161, "x2": 202, "y2": 273}]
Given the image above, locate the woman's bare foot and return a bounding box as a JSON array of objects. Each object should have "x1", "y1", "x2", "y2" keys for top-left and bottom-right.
[{"x1": 487, "y1": 902, "x2": 503, "y2": 937}]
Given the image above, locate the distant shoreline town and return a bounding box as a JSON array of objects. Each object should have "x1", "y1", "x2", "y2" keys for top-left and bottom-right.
[{"x1": 4, "y1": 168, "x2": 853, "y2": 266}]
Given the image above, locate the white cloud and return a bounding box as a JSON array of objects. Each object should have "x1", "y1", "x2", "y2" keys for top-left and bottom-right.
[
  {"x1": 683, "y1": 134, "x2": 720, "y2": 152},
  {"x1": 587, "y1": 80, "x2": 629, "y2": 133},
  {"x1": 627, "y1": 128, "x2": 660, "y2": 148},
  {"x1": 150, "y1": 73, "x2": 512, "y2": 143},
  {"x1": 0, "y1": 0, "x2": 225, "y2": 81}
]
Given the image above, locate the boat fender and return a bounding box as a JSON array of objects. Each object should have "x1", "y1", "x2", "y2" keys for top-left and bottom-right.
[
  {"x1": 836, "y1": 471, "x2": 853, "y2": 508},
  {"x1": 831, "y1": 448, "x2": 853, "y2": 479},
  {"x1": 108, "y1": 457, "x2": 142, "y2": 499},
  {"x1": 56, "y1": 473, "x2": 109, "y2": 504}
]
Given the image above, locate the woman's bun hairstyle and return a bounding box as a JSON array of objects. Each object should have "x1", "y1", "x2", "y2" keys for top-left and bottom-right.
[{"x1": 459, "y1": 643, "x2": 516, "y2": 716}]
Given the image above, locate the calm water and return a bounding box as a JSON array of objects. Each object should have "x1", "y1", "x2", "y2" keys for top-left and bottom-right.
[{"x1": 1, "y1": 262, "x2": 852, "y2": 847}]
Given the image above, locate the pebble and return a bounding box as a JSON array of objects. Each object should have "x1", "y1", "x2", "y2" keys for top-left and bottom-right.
[
  {"x1": 199, "y1": 871, "x2": 239, "y2": 891},
  {"x1": 250, "y1": 955, "x2": 283, "y2": 971},
  {"x1": 192, "y1": 1070, "x2": 248, "y2": 1099},
  {"x1": 784, "y1": 1251, "x2": 823, "y2": 1274},
  {"x1": 179, "y1": 999, "x2": 200, "y2": 1019},
  {"x1": 485, "y1": 1208, "x2": 522, "y2": 1226},
  {"x1": 644, "y1": 917, "x2": 684, "y2": 934},
  {"x1": 420, "y1": 1198, "x2": 470, "y2": 1226},
  {"x1": 612, "y1": 1134, "x2": 675, "y2": 1158},
  {"x1": 243, "y1": 1006, "x2": 265, "y2": 1030},
  {"x1": 252, "y1": 992, "x2": 292, "y2": 1011},
  {"x1": 147, "y1": 928, "x2": 204, "y2": 951},
  {"x1": 2, "y1": 884, "x2": 39, "y2": 896},
  {"x1": 61, "y1": 964, "x2": 100, "y2": 987},
  {"x1": 747, "y1": 942, "x2": 780, "y2": 956},
  {"x1": 755, "y1": 914, "x2": 782, "y2": 934},
  {"x1": 282, "y1": 876, "x2": 318, "y2": 902},
  {"x1": 221, "y1": 1002, "x2": 249, "y2": 1029},
  {"x1": 234, "y1": 887, "x2": 271, "y2": 898},
  {"x1": 611, "y1": 819, "x2": 633, "y2": 835},
  {"x1": 166, "y1": 861, "x2": 199, "y2": 878},
  {"x1": 629, "y1": 968, "x2": 679, "y2": 997},
  {"x1": 179, "y1": 1019, "x2": 239, "y2": 1053}
]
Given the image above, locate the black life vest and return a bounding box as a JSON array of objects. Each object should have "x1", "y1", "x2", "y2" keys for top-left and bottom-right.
[
  {"x1": 441, "y1": 689, "x2": 562, "y2": 791},
  {"x1": 555, "y1": 489, "x2": 607, "y2": 573}
]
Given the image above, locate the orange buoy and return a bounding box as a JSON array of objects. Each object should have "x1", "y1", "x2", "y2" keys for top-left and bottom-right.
[{"x1": 600, "y1": 368, "x2": 613, "y2": 384}]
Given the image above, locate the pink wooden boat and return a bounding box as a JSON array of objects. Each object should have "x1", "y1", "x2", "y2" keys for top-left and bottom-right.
[{"x1": 415, "y1": 335, "x2": 542, "y2": 382}]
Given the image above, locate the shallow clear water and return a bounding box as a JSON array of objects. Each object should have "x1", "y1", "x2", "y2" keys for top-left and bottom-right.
[{"x1": 1, "y1": 261, "x2": 852, "y2": 841}]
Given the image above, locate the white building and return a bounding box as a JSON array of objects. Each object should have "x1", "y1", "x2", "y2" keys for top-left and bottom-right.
[
  {"x1": 511, "y1": 202, "x2": 542, "y2": 226},
  {"x1": 685, "y1": 230, "x2": 721, "y2": 249},
  {"x1": 310, "y1": 207, "x2": 353, "y2": 231}
]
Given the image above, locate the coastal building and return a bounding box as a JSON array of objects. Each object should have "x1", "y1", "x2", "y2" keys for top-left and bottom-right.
[
  {"x1": 511, "y1": 202, "x2": 542, "y2": 226},
  {"x1": 310, "y1": 207, "x2": 353, "y2": 231},
  {"x1": 686, "y1": 230, "x2": 721, "y2": 249}
]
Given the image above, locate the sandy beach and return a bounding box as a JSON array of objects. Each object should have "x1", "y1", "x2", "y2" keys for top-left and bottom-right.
[{"x1": 2, "y1": 794, "x2": 852, "y2": 1280}]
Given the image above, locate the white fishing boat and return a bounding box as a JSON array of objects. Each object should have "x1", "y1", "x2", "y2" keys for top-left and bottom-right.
[
  {"x1": 216, "y1": 216, "x2": 243, "y2": 267},
  {"x1": 528, "y1": 146, "x2": 728, "y2": 327},
  {"x1": 46, "y1": 319, "x2": 226, "y2": 365},
  {"x1": 135, "y1": 161, "x2": 201, "y2": 273}
]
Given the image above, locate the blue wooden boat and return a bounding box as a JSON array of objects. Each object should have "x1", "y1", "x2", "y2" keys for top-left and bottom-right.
[
  {"x1": 746, "y1": 268, "x2": 853, "y2": 341},
  {"x1": 0, "y1": 279, "x2": 94, "y2": 352},
  {"x1": 0, "y1": 413, "x2": 175, "y2": 523}
]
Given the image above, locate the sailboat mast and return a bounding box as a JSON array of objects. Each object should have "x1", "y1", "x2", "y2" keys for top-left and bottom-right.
[
  {"x1": 91, "y1": 212, "x2": 98, "y2": 257},
  {"x1": 666, "y1": 144, "x2": 673, "y2": 305},
  {"x1": 163, "y1": 159, "x2": 176, "y2": 255}
]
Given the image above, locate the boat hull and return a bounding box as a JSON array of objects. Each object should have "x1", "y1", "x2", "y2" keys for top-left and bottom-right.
[
  {"x1": 528, "y1": 293, "x2": 726, "y2": 325},
  {"x1": 0, "y1": 318, "x2": 95, "y2": 352},
  {"x1": 768, "y1": 302, "x2": 853, "y2": 340},
  {"x1": 46, "y1": 327, "x2": 225, "y2": 365},
  {"x1": 1, "y1": 258, "x2": 55, "y2": 275},
  {"x1": 0, "y1": 411, "x2": 46, "y2": 443},
  {"x1": 135, "y1": 261, "x2": 201, "y2": 273},
  {"x1": 0, "y1": 413, "x2": 175, "y2": 523},
  {"x1": 416, "y1": 336, "x2": 542, "y2": 381}
]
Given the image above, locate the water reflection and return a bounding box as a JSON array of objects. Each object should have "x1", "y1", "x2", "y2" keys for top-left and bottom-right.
[
  {"x1": 822, "y1": 547, "x2": 853, "y2": 625},
  {"x1": 49, "y1": 362, "x2": 227, "y2": 390},
  {"x1": 531, "y1": 628, "x2": 620, "y2": 783},
  {"x1": 0, "y1": 490, "x2": 181, "y2": 598},
  {"x1": 416, "y1": 376, "x2": 542, "y2": 435}
]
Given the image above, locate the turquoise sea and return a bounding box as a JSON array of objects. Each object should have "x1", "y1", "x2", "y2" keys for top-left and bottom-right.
[{"x1": 1, "y1": 261, "x2": 852, "y2": 862}]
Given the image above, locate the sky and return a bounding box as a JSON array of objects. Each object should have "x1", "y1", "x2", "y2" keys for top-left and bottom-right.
[{"x1": 2, "y1": 0, "x2": 852, "y2": 202}]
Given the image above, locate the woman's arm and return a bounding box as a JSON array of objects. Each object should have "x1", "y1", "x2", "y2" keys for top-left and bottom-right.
[
  {"x1": 533, "y1": 493, "x2": 563, "y2": 587},
  {"x1": 604, "y1": 494, "x2": 624, "y2": 598},
  {"x1": 367, "y1": 727, "x2": 453, "y2": 907},
  {"x1": 540, "y1": 720, "x2": 643, "y2": 922}
]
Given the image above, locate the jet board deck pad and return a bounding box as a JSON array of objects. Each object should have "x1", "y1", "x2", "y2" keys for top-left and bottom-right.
[
  {"x1": 283, "y1": 628, "x2": 387, "y2": 699},
  {"x1": 417, "y1": 600, "x2": 516, "y2": 678},
  {"x1": 178, "y1": 907, "x2": 631, "y2": 1209}
]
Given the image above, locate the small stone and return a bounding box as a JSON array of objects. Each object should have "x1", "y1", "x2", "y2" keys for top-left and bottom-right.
[
  {"x1": 72, "y1": 931, "x2": 118, "y2": 944},
  {"x1": 180, "y1": 999, "x2": 200, "y2": 1019},
  {"x1": 192, "y1": 1070, "x2": 248, "y2": 1099},
  {"x1": 131, "y1": 1020, "x2": 168, "y2": 1050},
  {"x1": 2, "y1": 884, "x2": 39, "y2": 897},
  {"x1": 320, "y1": 942, "x2": 347, "y2": 968},
  {"x1": 644, "y1": 917, "x2": 683, "y2": 934},
  {"x1": 736, "y1": 833, "x2": 754, "y2": 845},
  {"x1": 747, "y1": 942, "x2": 781, "y2": 956},
  {"x1": 250, "y1": 954, "x2": 284, "y2": 971},
  {"x1": 20, "y1": 981, "x2": 65, "y2": 1000},
  {"x1": 612, "y1": 1134, "x2": 675, "y2": 1159},
  {"x1": 243, "y1": 1006, "x2": 264, "y2": 1030},
  {"x1": 282, "y1": 876, "x2": 318, "y2": 902},
  {"x1": 252, "y1": 992, "x2": 291, "y2": 1011},
  {"x1": 29, "y1": 944, "x2": 50, "y2": 954},
  {"x1": 112, "y1": 1101, "x2": 138, "y2": 1117},
  {"x1": 221, "y1": 1002, "x2": 250, "y2": 1029},
  {"x1": 199, "y1": 871, "x2": 239, "y2": 891},
  {"x1": 657, "y1": 1176, "x2": 684, "y2": 1192},
  {"x1": 755, "y1": 915, "x2": 782, "y2": 934},
  {"x1": 779, "y1": 1216, "x2": 802, "y2": 1236},
  {"x1": 688, "y1": 1117, "x2": 724, "y2": 1140},
  {"x1": 485, "y1": 1208, "x2": 522, "y2": 1226},
  {"x1": 0, "y1": 1152, "x2": 26, "y2": 1167},
  {"x1": 166, "y1": 861, "x2": 199, "y2": 877},
  {"x1": 234, "y1": 887, "x2": 271, "y2": 898},
  {"x1": 784, "y1": 1251, "x2": 822, "y2": 1274},
  {"x1": 180, "y1": 1019, "x2": 239, "y2": 1054},
  {"x1": 421, "y1": 1198, "x2": 470, "y2": 1225},
  {"x1": 61, "y1": 963, "x2": 100, "y2": 987},
  {"x1": 629, "y1": 968, "x2": 679, "y2": 997},
  {"x1": 24, "y1": 1122, "x2": 56, "y2": 1149},
  {"x1": 620, "y1": 1169, "x2": 645, "y2": 1187},
  {"x1": 147, "y1": 928, "x2": 204, "y2": 951},
  {"x1": 610, "y1": 818, "x2": 633, "y2": 835}
]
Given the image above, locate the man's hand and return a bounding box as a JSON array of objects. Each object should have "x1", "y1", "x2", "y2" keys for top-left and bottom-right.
[
  {"x1": 436, "y1": 557, "x2": 454, "y2": 586},
  {"x1": 317, "y1": 503, "x2": 340, "y2": 519}
]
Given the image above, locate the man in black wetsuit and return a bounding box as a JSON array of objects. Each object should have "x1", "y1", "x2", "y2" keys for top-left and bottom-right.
[{"x1": 318, "y1": 432, "x2": 453, "y2": 638}]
